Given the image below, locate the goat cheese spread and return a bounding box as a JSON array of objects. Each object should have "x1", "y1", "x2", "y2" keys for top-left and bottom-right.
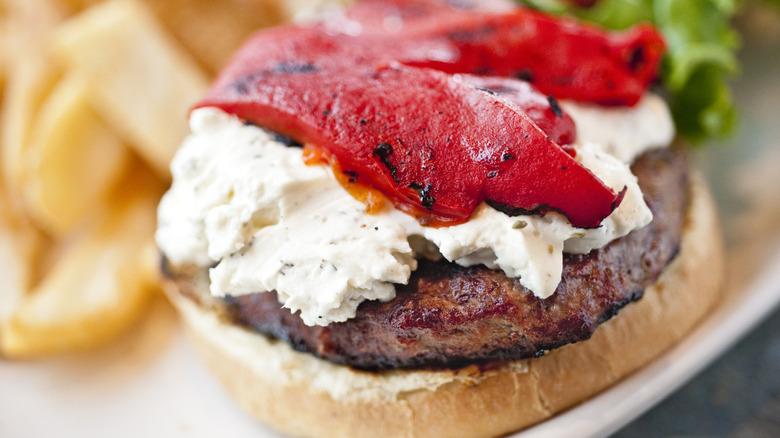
[{"x1": 156, "y1": 94, "x2": 674, "y2": 326}]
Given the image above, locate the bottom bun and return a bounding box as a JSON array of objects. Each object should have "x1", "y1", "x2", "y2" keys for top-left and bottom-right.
[{"x1": 164, "y1": 171, "x2": 724, "y2": 438}]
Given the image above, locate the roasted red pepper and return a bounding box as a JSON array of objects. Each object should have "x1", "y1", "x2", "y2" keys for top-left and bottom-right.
[
  {"x1": 457, "y1": 75, "x2": 576, "y2": 147},
  {"x1": 344, "y1": 0, "x2": 665, "y2": 105},
  {"x1": 196, "y1": 0, "x2": 665, "y2": 228}
]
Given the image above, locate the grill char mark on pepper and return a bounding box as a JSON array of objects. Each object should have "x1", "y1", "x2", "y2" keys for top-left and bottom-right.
[{"x1": 373, "y1": 142, "x2": 400, "y2": 184}]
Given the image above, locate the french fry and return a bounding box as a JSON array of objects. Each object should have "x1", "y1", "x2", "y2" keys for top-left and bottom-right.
[
  {"x1": 53, "y1": 0, "x2": 209, "y2": 178},
  {"x1": 0, "y1": 164, "x2": 164, "y2": 358},
  {"x1": 52, "y1": 0, "x2": 103, "y2": 14},
  {"x1": 139, "y1": 0, "x2": 284, "y2": 74},
  {"x1": 23, "y1": 73, "x2": 130, "y2": 237},
  {"x1": 0, "y1": 9, "x2": 6, "y2": 87},
  {"x1": 1, "y1": 0, "x2": 326, "y2": 358},
  {"x1": 1, "y1": 11, "x2": 7, "y2": 186},
  {"x1": 0, "y1": 207, "x2": 43, "y2": 330},
  {"x1": 0, "y1": 0, "x2": 64, "y2": 200}
]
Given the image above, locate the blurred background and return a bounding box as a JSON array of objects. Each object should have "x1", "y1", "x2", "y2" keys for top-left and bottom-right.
[{"x1": 0, "y1": 0, "x2": 779, "y2": 437}]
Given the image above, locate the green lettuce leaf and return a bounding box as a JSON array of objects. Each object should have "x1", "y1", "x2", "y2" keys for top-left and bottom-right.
[{"x1": 518, "y1": 0, "x2": 740, "y2": 142}]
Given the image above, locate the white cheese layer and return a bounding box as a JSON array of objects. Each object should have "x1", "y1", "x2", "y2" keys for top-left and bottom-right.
[{"x1": 156, "y1": 94, "x2": 674, "y2": 326}]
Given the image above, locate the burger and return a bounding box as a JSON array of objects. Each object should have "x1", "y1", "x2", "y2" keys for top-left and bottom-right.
[{"x1": 155, "y1": 0, "x2": 730, "y2": 436}]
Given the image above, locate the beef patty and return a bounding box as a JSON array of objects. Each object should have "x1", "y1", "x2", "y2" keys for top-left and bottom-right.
[{"x1": 168, "y1": 147, "x2": 688, "y2": 371}]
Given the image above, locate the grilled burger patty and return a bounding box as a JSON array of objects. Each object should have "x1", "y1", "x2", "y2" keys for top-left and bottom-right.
[{"x1": 168, "y1": 147, "x2": 688, "y2": 371}]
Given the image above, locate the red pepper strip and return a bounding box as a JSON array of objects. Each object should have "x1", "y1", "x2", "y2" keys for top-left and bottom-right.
[
  {"x1": 457, "y1": 75, "x2": 576, "y2": 146},
  {"x1": 218, "y1": 2, "x2": 665, "y2": 107},
  {"x1": 204, "y1": 25, "x2": 579, "y2": 145},
  {"x1": 343, "y1": 0, "x2": 665, "y2": 105},
  {"x1": 197, "y1": 38, "x2": 619, "y2": 227}
]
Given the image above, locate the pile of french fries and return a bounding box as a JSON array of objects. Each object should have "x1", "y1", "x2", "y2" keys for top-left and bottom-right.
[{"x1": 0, "y1": 0, "x2": 333, "y2": 358}]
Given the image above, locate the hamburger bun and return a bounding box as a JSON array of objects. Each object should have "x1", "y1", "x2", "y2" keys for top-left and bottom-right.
[{"x1": 162, "y1": 170, "x2": 723, "y2": 438}]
